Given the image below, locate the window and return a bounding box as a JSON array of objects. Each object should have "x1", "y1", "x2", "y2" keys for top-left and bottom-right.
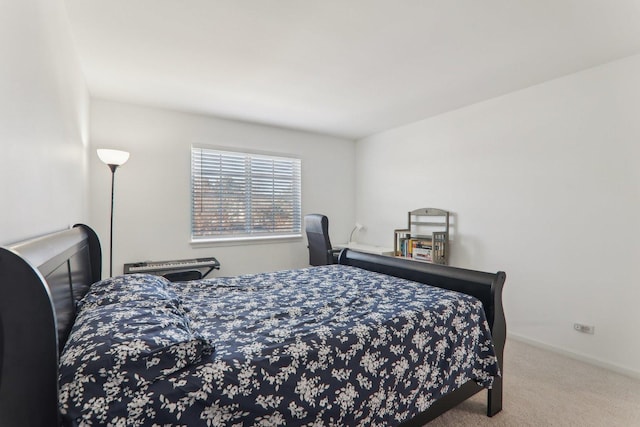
[{"x1": 191, "y1": 146, "x2": 302, "y2": 242}]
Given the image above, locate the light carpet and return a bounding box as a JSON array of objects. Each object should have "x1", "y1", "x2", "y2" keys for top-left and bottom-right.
[{"x1": 427, "y1": 339, "x2": 640, "y2": 426}]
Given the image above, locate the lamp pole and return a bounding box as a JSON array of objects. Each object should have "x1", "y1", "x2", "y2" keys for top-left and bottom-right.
[
  {"x1": 107, "y1": 163, "x2": 118, "y2": 277},
  {"x1": 97, "y1": 149, "x2": 130, "y2": 277}
]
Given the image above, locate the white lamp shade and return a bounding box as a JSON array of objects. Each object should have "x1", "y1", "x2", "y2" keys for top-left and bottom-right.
[{"x1": 97, "y1": 149, "x2": 130, "y2": 166}]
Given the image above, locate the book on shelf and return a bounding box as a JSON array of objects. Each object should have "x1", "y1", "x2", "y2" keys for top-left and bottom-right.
[
  {"x1": 412, "y1": 247, "x2": 432, "y2": 262},
  {"x1": 396, "y1": 235, "x2": 439, "y2": 260},
  {"x1": 399, "y1": 238, "x2": 408, "y2": 257}
]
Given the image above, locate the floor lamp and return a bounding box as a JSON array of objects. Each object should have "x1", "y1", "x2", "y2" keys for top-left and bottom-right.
[{"x1": 97, "y1": 149, "x2": 130, "y2": 277}]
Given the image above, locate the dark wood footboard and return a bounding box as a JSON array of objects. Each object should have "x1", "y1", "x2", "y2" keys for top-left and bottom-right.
[{"x1": 338, "y1": 249, "x2": 506, "y2": 424}]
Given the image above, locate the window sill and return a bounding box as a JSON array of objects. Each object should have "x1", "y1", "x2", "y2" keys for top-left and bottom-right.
[{"x1": 190, "y1": 234, "x2": 302, "y2": 247}]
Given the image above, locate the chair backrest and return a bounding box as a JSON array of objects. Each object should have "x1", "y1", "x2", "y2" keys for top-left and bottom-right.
[{"x1": 305, "y1": 214, "x2": 334, "y2": 266}]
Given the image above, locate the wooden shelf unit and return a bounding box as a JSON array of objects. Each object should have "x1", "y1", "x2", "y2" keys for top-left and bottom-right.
[{"x1": 394, "y1": 208, "x2": 450, "y2": 265}]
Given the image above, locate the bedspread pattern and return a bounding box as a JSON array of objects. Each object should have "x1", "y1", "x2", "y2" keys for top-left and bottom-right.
[{"x1": 59, "y1": 265, "x2": 499, "y2": 426}]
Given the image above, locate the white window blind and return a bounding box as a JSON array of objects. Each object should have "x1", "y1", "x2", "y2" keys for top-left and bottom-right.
[{"x1": 191, "y1": 147, "x2": 302, "y2": 242}]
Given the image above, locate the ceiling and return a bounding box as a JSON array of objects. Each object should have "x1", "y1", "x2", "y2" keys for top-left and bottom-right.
[{"x1": 64, "y1": 0, "x2": 640, "y2": 140}]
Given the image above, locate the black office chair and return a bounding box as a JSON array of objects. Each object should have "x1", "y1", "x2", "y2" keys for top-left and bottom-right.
[{"x1": 304, "y1": 214, "x2": 341, "y2": 266}]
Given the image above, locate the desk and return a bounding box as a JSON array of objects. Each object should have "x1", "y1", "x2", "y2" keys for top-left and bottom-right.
[{"x1": 334, "y1": 242, "x2": 395, "y2": 256}]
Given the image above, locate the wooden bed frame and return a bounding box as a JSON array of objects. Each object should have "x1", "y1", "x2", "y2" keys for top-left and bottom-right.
[{"x1": 0, "y1": 224, "x2": 505, "y2": 426}]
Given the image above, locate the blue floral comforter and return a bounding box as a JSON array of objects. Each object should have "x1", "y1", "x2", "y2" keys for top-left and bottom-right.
[{"x1": 59, "y1": 265, "x2": 499, "y2": 426}]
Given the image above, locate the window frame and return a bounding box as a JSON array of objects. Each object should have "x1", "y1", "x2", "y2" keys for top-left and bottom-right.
[{"x1": 190, "y1": 145, "x2": 302, "y2": 244}]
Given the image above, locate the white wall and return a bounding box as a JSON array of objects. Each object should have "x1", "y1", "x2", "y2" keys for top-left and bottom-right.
[
  {"x1": 356, "y1": 54, "x2": 640, "y2": 377},
  {"x1": 0, "y1": 0, "x2": 89, "y2": 245},
  {"x1": 89, "y1": 99, "x2": 355, "y2": 277}
]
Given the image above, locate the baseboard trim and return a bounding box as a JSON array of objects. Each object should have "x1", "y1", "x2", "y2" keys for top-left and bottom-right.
[{"x1": 507, "y1": 333, "x2": 640, "y2": 380}]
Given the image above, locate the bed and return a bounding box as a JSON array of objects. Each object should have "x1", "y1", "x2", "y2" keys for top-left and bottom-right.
[{"x1": 0, "y1": 224, "x2": 506, "y2": 426}]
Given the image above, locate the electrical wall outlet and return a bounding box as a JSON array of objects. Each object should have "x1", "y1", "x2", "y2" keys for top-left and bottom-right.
[{"x1": 573, "y1": 323, "x2": 595, "y2": 334}]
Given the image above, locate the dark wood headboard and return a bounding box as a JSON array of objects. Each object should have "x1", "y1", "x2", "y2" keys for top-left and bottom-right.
[{"x1": 0, "y1": 224, "x2": 101, "y2": 427}]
